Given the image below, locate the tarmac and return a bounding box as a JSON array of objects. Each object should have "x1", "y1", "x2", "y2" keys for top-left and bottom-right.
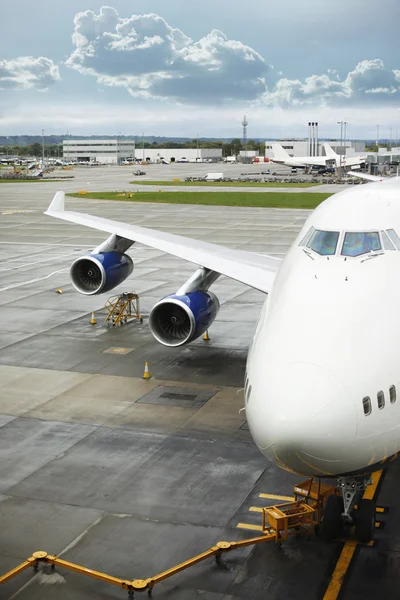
[{"x1": 0, "y1": 167, "x2": 397, "y2": 599}]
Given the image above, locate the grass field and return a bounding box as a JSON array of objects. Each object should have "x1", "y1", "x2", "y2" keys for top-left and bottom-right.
[
  {"x1": 129, "y1": 180, "x2": 320, "y2": 188},
  {"x1": 67, "y1": 191, "x2": 332, "y2": 209}
]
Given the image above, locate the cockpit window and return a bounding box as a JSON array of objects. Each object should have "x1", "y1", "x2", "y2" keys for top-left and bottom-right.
[
  {"x1": 387, "y1": 229, "x2": 400, "y2": 250},
  {"x1": 306, "y1": 230, "x2": 339, "y2": 256},
  {"x1": 299, "y1": 227, "x2": 315, "y2": 247},
  {"x1": 381, "y1": 231, "x2": 395, "y2": 251},
  {"x1": 341, "y1": 232, "x2": 381, "y2": 257}
]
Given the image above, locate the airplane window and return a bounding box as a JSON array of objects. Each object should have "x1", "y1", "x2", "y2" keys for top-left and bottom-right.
[
  {"x1": 246, "y1": 385, "x2": 252, "y2": 405},
  {"x1": 387, "y1": 229, "x2": 400, "y2": 250},
  {"x1": 390, "y1": 385, "x2": 396, "y2": 404},
  {"x1": 381, "y1": 231, "x2": 395, "y2": 251},
  {"x1": 299, "y1": 227, "x2": 315, "y2": 247},
  {"x1": 363, "y1": 397, "x2": 371, "y2": 416},
  {"x1": 306, "y1": 229, "x2": 339, "y2": 256},
  {"x1": 341, "y1": 232, "x2": 381, "y2": 257},
  {"x1": 377, "y1": 391, "x2": 385, "y2": 410}
]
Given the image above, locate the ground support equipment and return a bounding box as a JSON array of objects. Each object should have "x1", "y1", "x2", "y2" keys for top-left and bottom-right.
[
  {"x1": 0, "y1": 479, "x2": 337, "y2": 597},
  {"x1": 105, "y1": 292, "x2": 143, "y2": 327}
]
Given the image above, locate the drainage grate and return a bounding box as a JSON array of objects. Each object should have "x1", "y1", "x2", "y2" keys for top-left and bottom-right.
[
  {"x1": 160, "y1": 392, "x2": 197, "y2": 402},
  {"x1": 137, "y1": 386, "x2": 217, "y2": 408}
]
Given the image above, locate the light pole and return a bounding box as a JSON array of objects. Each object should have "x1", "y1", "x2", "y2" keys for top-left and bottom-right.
[
  {"x1": 116, "y1": 132, "x2": 122, "y2": 166},
  {"x1": 337, "y1": 122, "x2": 343, "y2": 177},
  {"x1": 197, "y1": 132, "x2": 199, "y2": 162},
  {"x1": 42, "y1": 129, "x2": 45, "y2": 169},
  {"x1": 376, "y1": 125, "x2": 380, "y2": 149},
  {"x1": 142, "y1": 132, "x2": 145, "y2": 163}
]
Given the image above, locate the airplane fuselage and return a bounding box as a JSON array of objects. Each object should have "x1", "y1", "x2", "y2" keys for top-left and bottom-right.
[{"x1": 246, "y1": 181, "x2": 400, "y2": 477}]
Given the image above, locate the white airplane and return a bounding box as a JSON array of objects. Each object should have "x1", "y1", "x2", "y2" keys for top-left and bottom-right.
[
  {"x1": 270, "y1": 142, "x2": 366, "y2": 169},
  {"x1": 46, "y1": 175, "x2": 400, "y2": 543}
]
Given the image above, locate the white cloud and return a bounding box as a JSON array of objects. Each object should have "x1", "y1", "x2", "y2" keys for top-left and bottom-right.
[
  {"x1": 66, "y1": 6, "x2": 269, "y2": 102},
  {"x1": 65, "y1": 7, "x2": 400, "y2": 110},
  {"x1": 264, "y1": 59, "x2": 400, "y2": 106},
  {"x1": 0, "y1": 56, "x2": 60, "y2": 91}
]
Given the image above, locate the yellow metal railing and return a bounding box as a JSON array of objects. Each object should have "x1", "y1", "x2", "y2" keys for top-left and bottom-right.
[
  {"x1": 104, "y1": 292, "x2": 143, "y2": 327},
  {"x1": 0, "y1": 480, "x2": 331, "y2": 596}
]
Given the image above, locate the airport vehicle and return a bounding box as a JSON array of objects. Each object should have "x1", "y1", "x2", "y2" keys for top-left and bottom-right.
[
  {"x1": 270, "y1": 143, "x2": 366, "y2": 169},
  {"x1": 46, "y1": 175, "x2": 400, "y2": 542},
  {"x1": 290, "y1": 168, "x2": 298, "y2": 174},
  {"x1": 133, "y1": 169, "x2": 146, "y2": 176}
]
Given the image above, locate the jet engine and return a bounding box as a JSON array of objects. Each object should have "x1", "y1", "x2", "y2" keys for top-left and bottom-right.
[
  {"x1": 149, "y1": 290, "x2": 220, "y2": 347},
  {"x1": 70, "y1": 251, "x2": 133, "y2": 295}
]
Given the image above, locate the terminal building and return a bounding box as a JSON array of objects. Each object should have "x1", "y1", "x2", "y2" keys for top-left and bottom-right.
[
  {"x1": 264, "y1": 139, "x2": 366, "y2": 159},
  {"x1": 62, "y1": 140, "x2": 222, "y2": 164}
]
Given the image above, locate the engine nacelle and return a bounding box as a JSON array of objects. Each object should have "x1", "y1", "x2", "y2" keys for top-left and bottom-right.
[
  {"x1": 70, "y1": 252, "x2": 133, "y2": 295},
  {"x1": 149, "y1": 291, "x2": 220, "y2": 347}
]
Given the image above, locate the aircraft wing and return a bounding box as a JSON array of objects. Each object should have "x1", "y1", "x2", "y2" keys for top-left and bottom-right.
[
  {"x1": 348, "y1": 171, "x2": 384, "y2": 182},
  {"x1": 45, "y1": 192, "x2": 282, "y2": 294}
]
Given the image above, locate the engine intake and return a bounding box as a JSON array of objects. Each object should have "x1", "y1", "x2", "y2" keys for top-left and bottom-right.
[
  {"x1": 149, "y1": 291, "x2": 220, "y2": 347},
  {"x1": 70, "y1": 252, "x2": 133, "y2": 295}
]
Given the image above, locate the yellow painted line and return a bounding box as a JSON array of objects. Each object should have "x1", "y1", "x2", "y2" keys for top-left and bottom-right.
[
  {"x1": 323, "y1": 470, "x2": 383, "y2": 600},
  {"x1": 236, "y1": 523, "x2": 263, "y2": 532},
  {"x1": 376, "y1": 506, "x2": 385, "y2": 513},
  {"x1": 323, "y1": 543, "x2": 357, "y2": 600},
  {"x1": 259, "y1": 493, "x2": 294, "y2": 502},
  {"x1": 363, "y1": 470, "x2": 383, "y2": 500},
  {"x1": 249, "y1": 506, "x2": 263, "y2": 513}
]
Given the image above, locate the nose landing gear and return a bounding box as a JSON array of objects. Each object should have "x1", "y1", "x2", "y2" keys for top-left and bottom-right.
[{"x1": 322, "y1": 475, "x2": 375, "y2": 543}]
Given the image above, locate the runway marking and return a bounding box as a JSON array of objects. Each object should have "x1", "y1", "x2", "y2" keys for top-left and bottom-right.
[
  {"x1": 322, "y1": 470, "x2": 383, "y2": 600},
  {"x1": 323, "y1": 544, "x2": 357, "y2": 600},
  {"x1": 0, "y1": 268, "x2": 69, "y2": 293},
  {"x1": 0, "y1": 251, "x2": 78, "y2": 273},
  {"x1": 1, "y1": 209, "x2": 38, "y2": 215},
  {"x1": 0, "y1": 242, "x2": 93, "y2": 247},
  {"x1": 259, "y1": 493, "x2": 294, "y2": 502}
]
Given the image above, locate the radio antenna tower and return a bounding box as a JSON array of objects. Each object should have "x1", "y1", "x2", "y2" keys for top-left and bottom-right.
[{"x1": 242, "y1": 115, "x2": 248, "y2": 158}]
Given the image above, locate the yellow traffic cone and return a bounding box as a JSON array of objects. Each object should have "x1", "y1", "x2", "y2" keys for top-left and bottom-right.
[
  {"x1": 90, "y1": 311, "x2": 97, "y2": 325},
  {"x1": 56, "y1": 288, "x2": 63, "y2": 294},
  {"x1": 203, "y1": 330, "x2": 210, "y2": 341},
  {"x1": 142, "y1": 361, "x2": 151, "y2": 379}
]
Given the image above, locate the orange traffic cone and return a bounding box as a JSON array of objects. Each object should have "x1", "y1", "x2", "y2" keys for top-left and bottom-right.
[
  {"x1": 203, "y1": 330, "x2": 210, "y2": 341},
  {"x1": 56, "y1": 288, "x2": 63, "y2": 294},
  {"x1": 142, "y1": 361, "x2": 151, "y2": 379},
  {"x1": 90, "y1": 311, "x2": 97, "y2": 325}
]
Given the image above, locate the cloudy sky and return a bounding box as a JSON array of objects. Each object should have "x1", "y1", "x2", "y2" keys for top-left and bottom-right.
[{"x1": 1, "y1": 0, "x2": 399, "y2": 139}]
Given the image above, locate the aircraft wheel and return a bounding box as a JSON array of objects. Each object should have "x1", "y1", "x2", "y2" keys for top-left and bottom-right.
[
  {"x1": 355, "y1": 499, "x2": 375, "y2": 543},
  {"x1": 322, "y1": 494, "x2": 344, "y2": 540}
]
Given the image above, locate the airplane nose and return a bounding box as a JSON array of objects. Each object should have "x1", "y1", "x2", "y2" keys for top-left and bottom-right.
[{"x1": 246, "y1": 362, "x2": 357, "y2": 476}]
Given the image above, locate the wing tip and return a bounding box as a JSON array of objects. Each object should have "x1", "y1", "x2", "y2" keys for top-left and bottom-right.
[{"x1": 46, "y1": 191, "x2": 65, "y2": 214}]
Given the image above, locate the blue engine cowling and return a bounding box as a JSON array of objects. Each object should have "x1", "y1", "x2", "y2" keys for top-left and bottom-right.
[
  {"x1": 149, "y1": 290, "x2": 220, "y2": 347},
  {"x1": 70, "y1": 252, "x2": 133, "y2": 295}
]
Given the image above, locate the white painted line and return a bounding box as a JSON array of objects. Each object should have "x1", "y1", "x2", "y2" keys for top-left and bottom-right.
[
  {"x1": 0, "y1": 268, "x2": 69, "y2": 293},
  {"x1": 0, "y1": 242, "x2": 93, "y2": 247},
  {"x1": 0, "y1": 251, "x2": 78, "y2": 273}
]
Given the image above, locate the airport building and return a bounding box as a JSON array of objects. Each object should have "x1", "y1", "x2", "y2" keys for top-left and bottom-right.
[
  {"x1": 63, "y1": 140, "x2": 136, "y2": 164},
  {"x1": 62, "y1": 140, "x2": 222, "y2": 164},
  {"x1": 131, "y1": 148, "x2": 222, "y2": 163},
  {"x1": 264, "y1": 140, "x2": 366, "y2": 159}
]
